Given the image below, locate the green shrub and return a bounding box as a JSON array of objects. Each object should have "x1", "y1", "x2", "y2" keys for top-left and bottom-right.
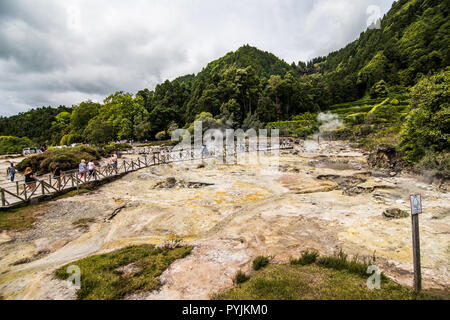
[
  {"x1": 391, "y1": 98, "x2": 400, "y2": 105},
  {"x1": 370, "y1": 80, "x2": 388, "y2": 98},
  {"x1": 316, "y1": 249, "x2": 386, "y2": 280},
  {"x1": 400, "y1": 70, "x2": 450, "y2": 163},
  {"x1": 233, "y1": 270, "x2": 250, "y2": 284},
  {"x1": 16, "y1": 147, "x2": 100, "y2": 175},
  {"x1": 414, "y1": 152, "x2": 450, "y2": 180},
  {"x1": 290, "y1": 250, "x2": 319, "y2": 266},
  {"x1": 252, "y1": 255, "x2": 270, "y2": 271},
  {"x1": 0, "y1": 136, "x2": 34, "y2": 155}
]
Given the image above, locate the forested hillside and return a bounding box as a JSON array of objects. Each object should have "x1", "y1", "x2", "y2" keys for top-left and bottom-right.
[{"x1": 0, "y1": 0, "x2": 448, "y2": 173}]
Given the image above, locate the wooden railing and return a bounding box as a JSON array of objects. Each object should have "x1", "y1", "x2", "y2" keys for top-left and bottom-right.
[{"x1": 0, "y1": 143, "x2": 293, "y2": 208}]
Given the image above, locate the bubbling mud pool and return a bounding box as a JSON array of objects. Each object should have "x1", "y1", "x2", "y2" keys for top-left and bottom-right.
[{"x1": 0, "y1": 141, "x2": 449, "y2": 299}]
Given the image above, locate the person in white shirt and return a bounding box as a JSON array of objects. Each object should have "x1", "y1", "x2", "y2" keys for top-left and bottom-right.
[{"x1": 88, "y1": 161, "x2": 95, "y2": 177}]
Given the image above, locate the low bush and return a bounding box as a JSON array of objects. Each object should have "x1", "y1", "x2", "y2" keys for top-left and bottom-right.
[
  {"x1": 316, "y1": 249, "x2": 386, "y2": 280},
  {"x1": 16, "y1": 143, "x2": 132, "y2": 175},
  {"x1": 252, "y1": 255, "x2": 270, "y2": 271},
  {"x1": 233, "y1": 270, "x2": 250, "y2": 284},
  {"x1": 414, "y1": 152, "x2": 450, "y2": 180},
  {"x1": 16, "y1": 147, "x2": 99, "y2": 175},
  {"x1": 290, "y1": 250, "x2": 319, "y2": 266}
]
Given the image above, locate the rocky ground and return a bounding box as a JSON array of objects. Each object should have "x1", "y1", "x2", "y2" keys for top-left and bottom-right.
[{"x1": 0, "y1": 140, "x2": 449, "y2": 299}]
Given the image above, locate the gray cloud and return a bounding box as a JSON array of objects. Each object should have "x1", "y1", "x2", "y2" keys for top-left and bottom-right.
[{"x1": 0, "y1": 0, "x2": 394, "y2": 116}]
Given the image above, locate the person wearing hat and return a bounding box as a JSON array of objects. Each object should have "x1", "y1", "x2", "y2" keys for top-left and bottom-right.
[
  {"x1": 79, "y1": 159, "x2": 87, "y2": 179},
  {"x1": 24, "y1": 167, "x2": 37, "y2": 192}
]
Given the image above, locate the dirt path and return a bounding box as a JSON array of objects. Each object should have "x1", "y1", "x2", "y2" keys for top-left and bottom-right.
[{"x1": 0, "y1": 140, "x2": 449, "y2": 299}]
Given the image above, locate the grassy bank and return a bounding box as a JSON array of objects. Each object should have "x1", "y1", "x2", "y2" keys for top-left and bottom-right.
[
  {"x1": 215, "y1": 264, "x2": 443, "y2": 300},
  {"x1": 55, "y1": 244, "x2": 192, "y2": 300},
  {"x1": 215, "y1": 251, "x2": 447, "y2": 300}
]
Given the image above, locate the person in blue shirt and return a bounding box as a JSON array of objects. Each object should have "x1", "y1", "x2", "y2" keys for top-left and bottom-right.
[
  {"x1": 6, "y1": 162, "x2": 16, "y2": 182},
  {"x1": 79, "y1": 159, "x2": 87, "y2": 179}
]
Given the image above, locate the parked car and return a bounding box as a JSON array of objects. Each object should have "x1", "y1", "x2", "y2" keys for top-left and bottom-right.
[{"x1": 22, "y1": 147, "x2": 43, "y2": 156}]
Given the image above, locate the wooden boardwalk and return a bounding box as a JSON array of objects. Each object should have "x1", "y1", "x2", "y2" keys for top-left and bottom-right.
[{"x1": 0, "y1": 144, "x2": 293, "y2": 209}]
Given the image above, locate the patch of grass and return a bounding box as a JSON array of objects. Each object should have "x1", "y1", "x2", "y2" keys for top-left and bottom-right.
[
  {"x1": 252, "y1": 255, "x2": 271, "y2": 271},
  {"x1": 55, "y1": 187, "x2": 93, "y2": 200},
  {"x1": 290, "y1": 250, "x2": 319, "y2": 266},
  {"x1": 215, "y1": 264, "x2": 444, "y2": 300},
  {"x1": 0, "y1": 204, "x2": 44, "y2": 231},
  {"x1": 54, "y1": 244, "x2": 192, "y2": 300},
  {"x1": 233, "y1": 270, "x2": 250, "y2": 285},
  {"x1": 316, "y1": 249, "x2": 386, "y2": 280}
]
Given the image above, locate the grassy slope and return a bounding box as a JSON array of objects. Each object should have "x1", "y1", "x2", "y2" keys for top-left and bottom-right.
[
  {"x1": 55, "y1": 244, "x2": 192, "y2": 300},
  {"x1": 215, "y1": 264, "x2": 446, "y2": 300}
]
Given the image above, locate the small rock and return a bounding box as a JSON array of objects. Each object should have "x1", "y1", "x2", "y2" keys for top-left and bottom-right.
[
  {"x1": 166, "y1": 177, "x2": 176, "y2": 185},
  {"x1": 383, "y1": 208, "x2": 409, "y2": 219},
  {"x1": 390, "y1": 172, "x2": 397, "y2": 177}
]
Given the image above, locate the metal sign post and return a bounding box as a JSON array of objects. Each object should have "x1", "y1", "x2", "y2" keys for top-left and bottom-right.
[{"x1": 410, "y1": 194, "x2": 422, "y2": 292}]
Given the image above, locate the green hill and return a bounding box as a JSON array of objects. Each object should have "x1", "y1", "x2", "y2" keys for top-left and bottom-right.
[{"x1": 0, "y1": 0, "x2": 448, "y2": 174}]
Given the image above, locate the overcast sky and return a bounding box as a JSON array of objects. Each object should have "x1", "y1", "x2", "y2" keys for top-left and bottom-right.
[{"x1": 0, "y1": 0, "x2": 395, "y2": 116}]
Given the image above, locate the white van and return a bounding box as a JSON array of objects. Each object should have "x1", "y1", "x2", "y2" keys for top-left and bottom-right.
[{"x1": 22, "y1": 148, "x2": 43, "y2": 156}]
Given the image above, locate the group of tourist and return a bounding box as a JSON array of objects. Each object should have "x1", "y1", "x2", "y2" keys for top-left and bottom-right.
[
  {"x1": 4, "y1": 153, "x2": 120, "y2": 194},
  {"x1": 78, "y1": 153, "x2": 118, "y2": 179}
]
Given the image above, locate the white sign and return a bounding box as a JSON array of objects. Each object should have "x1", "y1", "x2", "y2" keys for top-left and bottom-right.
[{"x1": 410, "y1": 194, "x2": 422, "y2": 215}]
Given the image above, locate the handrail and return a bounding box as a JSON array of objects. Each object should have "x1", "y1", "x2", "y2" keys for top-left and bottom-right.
[{"x1": 0, "y1": 143, "x2": 293, "y2": 208}]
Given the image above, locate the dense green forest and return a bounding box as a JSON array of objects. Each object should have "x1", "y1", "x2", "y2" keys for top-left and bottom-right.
[{"x1": 0, "y1": 0, "x2": 448, "y2": 173}]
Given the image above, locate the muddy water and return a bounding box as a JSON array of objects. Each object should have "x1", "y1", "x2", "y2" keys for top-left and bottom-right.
[{"x1": 0, "y1": 141, "x2": 449, "y2": 299}]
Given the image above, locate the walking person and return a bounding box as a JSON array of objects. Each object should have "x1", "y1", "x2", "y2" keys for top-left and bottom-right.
[
  {"x1": 109, "y1": 154, "x2": 118, "y2": 174},
  {"x1": 88, "y1": 161, "x2": 96, "y2": 178},
  {"x1": 79, "y1": 159, "x2": 87, "y2": 179},
  {"x1": 7, "y1": 162, "x2": 16, "y2": 182},
  {"x1": 53, "y1": 166, "x2": 62, "y2": 189},
  {"x1": 24, "y1": 167, "x2": 37, "y2": 193}
]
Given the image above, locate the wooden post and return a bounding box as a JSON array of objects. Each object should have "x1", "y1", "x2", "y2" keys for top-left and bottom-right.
[
  {"x1": 1, "y1": 189, "x2": 5, "y2": 207},
  {"x1": 76, "y1": 175, "x2": 79, "y2": 193},
  {"x1": 16, "y1": 181, "x2": 19, "y2": 196},
  {"x1": 24, "y1": 183, "x2": 28, "y2": 200},
  {"x1": 41, "y1": 181, "x2": 45, "y2": 195},
  {"x1": 410, "y1": 194, "x2": 422, "y2": 292},
  {"x1": 411, "y1": 214, "x2": 421, "y2": 292}
]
